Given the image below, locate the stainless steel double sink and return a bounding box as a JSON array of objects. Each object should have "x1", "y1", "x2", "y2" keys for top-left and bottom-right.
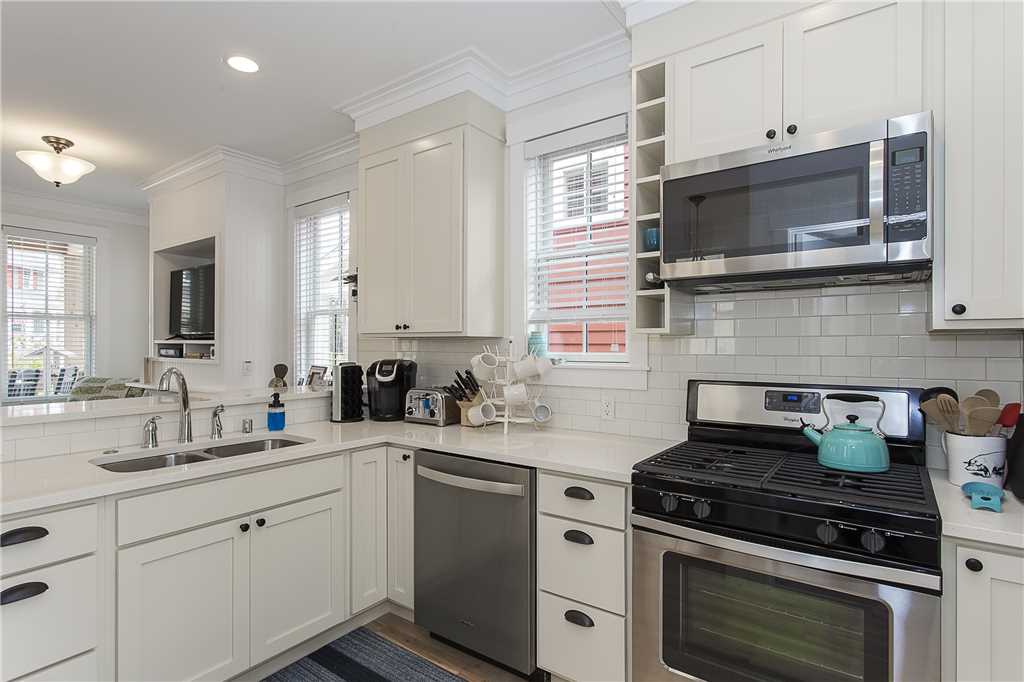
[{"x1": 95, "y1": 437, "x2": 307, "y2": 473}]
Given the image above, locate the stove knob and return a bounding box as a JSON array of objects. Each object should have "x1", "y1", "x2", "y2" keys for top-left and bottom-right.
[
  {"x1": 692, "y1": 500, "x2": 712, "y2": 519},
  {"x1": 659, "y1": 494, "x2": 679, "y2": 513},
  {"x1": 860, "y1": 529, "x2": 885, "y2": 554},
  {"x1": 816, "y1": 523, "x2": 839, "y2": 545}
]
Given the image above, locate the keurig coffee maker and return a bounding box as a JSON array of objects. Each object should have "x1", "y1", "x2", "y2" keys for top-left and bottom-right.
[{"x1": 366, "y1": 359, "x2": 417, "y2": 421}]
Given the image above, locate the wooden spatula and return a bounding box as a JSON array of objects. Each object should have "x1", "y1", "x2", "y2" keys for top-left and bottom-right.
[
  {"x1": 961, "y1": 395, "x2": 989, "y2": 423},
  {"x1": 921, "y1": 399, "x2": 958, "y2": 434},
  {"x1": 975, "y1": 388, "x2": 1001, "y2": 407},
  {"x1": 937, "y1": 393, "x2": 962, "y2": 434},
  {"x1": 966, "y1": 406, "x2": 1001, "y2": 436}
]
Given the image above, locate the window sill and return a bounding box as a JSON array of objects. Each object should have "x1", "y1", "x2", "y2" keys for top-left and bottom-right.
[{"x1": 533, "y1": 364, "x2": 649, "y2": 391}]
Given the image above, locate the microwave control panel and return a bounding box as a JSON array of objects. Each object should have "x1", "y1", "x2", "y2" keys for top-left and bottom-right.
[{"x1": 886, "y1": 131, "x2": 928, "y2": 243}]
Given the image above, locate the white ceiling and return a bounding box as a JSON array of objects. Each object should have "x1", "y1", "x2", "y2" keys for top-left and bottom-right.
[{"x1": 2, "y1": 1, "x2": 624, "y2": 210}]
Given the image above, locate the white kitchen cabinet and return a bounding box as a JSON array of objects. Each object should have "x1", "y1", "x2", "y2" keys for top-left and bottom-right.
[
  {"x1": 351, "y1": 447, "x2": 388, "y2": 612},
  {"x1": 783, "y1": 1, "x2": 922, "y2": 137},
  {"x1": 671, "y1": 22, "x2": 783, "y2": 162},
  {"x1": 954, "y1": 545, "x2": 1024, "y2": 681},
  {"x1": 250, "y1": 492, "x2": 348, "y2": 664},
  {"x1": 357, "y1": 99, "x2": 504, "y2": 337},
  {"x1": 936, "y1": 0, "x2": 1024, "y2": 328},
  {"x1": 357, "y1": 148, "x2": 406, "y2": 335},
  {"x1": 386, "y1": 447, "x2": 415, "y2": 610},
  {"x1": 670, "y1": 0, "x2": 922, "y2": 162},
  {"x1": 117, "y1": 518, "x2": 251, "y2": 681}
]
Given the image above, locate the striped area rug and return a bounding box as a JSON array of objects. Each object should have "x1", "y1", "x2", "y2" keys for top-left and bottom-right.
[{"x1": 263, "y1": 627, "x2": 466, "y2": 682}]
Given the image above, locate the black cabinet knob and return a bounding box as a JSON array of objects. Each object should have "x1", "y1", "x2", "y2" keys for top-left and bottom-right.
[
  {"x1": 402, "y1": 324, "x2": 410, "y2": 330},
  {"x1": 787, "y1": 124, "x2": 798, "y2": 135},
  {"x1": 766, "y1": 129, "x2": 777, "y2": 139},
  {"x1": 256, "y1": 518, "x2": 266, "y2": 528},
  {"x1": 965, "y1": 557, "x2": 983, "y2": 572},
  {"x1": 239, "y1": 523, "x2": 250, "y2": 532},
  {"x1": 394, "y1": 324, "x2": 401, "y2": 330},
  {"x1": 402, "y1": 453, "x2": 411, "y2": 461},
  {"x1": 952, "y1": 304, "x2": 967, "y2": 315}
]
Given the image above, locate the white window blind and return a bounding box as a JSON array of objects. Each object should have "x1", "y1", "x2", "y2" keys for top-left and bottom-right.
[
  {"x1": 3, "y1": 227, "x2": 96, "y2": 398},
  {"x1": 294, "y1": 196, "x2": 351, "y2": 378},
  {"x1": 526, "y1": 128, "x2": 630, "y2": 361}
]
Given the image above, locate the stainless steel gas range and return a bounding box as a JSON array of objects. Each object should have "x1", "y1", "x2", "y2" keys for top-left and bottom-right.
[{"x1": 631, "y1": 380, "x2": 941, "y2": 682}]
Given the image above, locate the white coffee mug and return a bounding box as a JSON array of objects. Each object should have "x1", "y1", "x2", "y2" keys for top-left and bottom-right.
[
  {"x1": 503, "y1": 383, "x2": 530, "y2": 406},
  {"x1": 942, "y1": 432, "x2": 1008, "y2": 487},
  {"x1": 470, "y1": 353, "x2": 498, "y2": 380},
  {"x1": 531, "y1": 400, "x2": 553, "y2": 423},
  {"x1": 511, "y1": 354, "x2": 554, "y2": 380},
  {"x1": 467, "y1": 401, "x2": 497, "y2": 426}
]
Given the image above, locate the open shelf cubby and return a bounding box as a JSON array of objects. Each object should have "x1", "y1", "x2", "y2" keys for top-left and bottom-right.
[
  {"x1": 635, "y1": 138, "x2": 666, "y2": 180},
  {"x1": 152, "y1": 236, "x2": 218, "y2": 361},
  {"x1": 635, "y1": 62, "x2": 666, "y2": 104},
  {"x1": 635, "y1": 100, "x2": 666, "y2": 141}
]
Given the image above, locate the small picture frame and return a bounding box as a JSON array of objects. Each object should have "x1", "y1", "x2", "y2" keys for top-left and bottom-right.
[{"x1": 305, "y1": 365, "x2": 327, "y2": 388}]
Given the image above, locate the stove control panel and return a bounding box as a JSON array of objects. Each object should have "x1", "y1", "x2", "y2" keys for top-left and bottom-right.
[{"x1": 764, "y1": 390, "x2": 821, "y2": 414}]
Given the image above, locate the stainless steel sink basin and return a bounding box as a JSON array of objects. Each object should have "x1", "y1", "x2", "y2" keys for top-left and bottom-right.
[
  {"x1": 94, "y1": 437, "x2": 309, "y2": 473},
  {"x1": 98, "y1": 451, "x2": 213, "y2": 473},
  {"x1": 201, "y1": 438, "x2": 305, "y2": 458}
]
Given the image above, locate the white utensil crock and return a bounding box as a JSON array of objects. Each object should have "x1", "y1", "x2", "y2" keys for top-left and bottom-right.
[{"x1": 942, "y1": 432, "x2": 1008, "y2": 487}]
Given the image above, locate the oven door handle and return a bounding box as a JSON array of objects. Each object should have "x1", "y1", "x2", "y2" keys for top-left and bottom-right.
[{"x1": 631, "y1": 513, "x2": 940, "y2": 592}]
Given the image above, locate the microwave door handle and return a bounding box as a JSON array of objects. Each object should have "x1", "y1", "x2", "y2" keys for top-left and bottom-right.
[{"x1": 869, "y1": 139, "x2": 885, "y2": 247}]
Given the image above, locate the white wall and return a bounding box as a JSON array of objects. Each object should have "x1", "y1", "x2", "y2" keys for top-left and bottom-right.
[{"x1": 1, "y1": 189, "x2": 150, "y2": 379}]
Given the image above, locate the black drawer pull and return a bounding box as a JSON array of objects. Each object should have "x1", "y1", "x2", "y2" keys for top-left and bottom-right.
[
  {"x1": 965, "y1": 558, "x2": 983, "y2": 572},
  {"x1": 563, "y1": 529, "x2": 594, "y2": 545},
  {"x1": 564, "y1": 486, "x2": 594, "y2": 501},
  {"x1": 1, "y1": 581, "x2": 49, "y2": 605},
  {"x1": 1, "y1": 526, "x2": 49, "y2": 547},
  {"x1": 564, "y1": 609, "x2": 594, "y2": 628}
]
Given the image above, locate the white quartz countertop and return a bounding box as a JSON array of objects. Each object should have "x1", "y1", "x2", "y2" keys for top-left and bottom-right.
[
  {"x1": 0, "y1": 419, "x2": 671, "y2": 516},
  {"x1": 0, "y1": 387, "x2": 331, "y2": 426},
  {"x1": 929, "y1": 469, "x2": 1024, "y2": 550}
]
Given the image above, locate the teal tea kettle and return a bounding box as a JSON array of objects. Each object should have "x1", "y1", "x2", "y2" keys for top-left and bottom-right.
[{"x1": 802, "y1": 393, "x2": 890, "y2": 473}]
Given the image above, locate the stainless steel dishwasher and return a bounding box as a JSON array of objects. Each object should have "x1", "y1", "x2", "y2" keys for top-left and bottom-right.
[{"x1": 414, "y1": 449, "x2": 536, "y2": 675}]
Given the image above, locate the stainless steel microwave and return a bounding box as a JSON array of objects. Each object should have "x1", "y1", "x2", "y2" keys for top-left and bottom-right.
[{"x1": 659, "y1": 112, "x2": 931, "y2": 291}]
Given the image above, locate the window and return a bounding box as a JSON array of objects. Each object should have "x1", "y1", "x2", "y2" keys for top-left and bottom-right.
[
  {"x1": 526, "y1": 128, "x2": 630, "y2": 362},
  {"x1": 294, "y1": 195, "x2": 352, "y2": 379},
  {"x1": 3, "y1": 227, "x2": 96, "y2": 399}
]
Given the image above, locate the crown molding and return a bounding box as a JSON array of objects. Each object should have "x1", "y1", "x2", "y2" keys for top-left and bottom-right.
[
  {"x1": 140, "y1": 145, "x2": 283, "y2": 194},
  {"x1": 281, "y1": 134, "x2": 360, "y2": 185},
  {"x1": 336, "y1": 32, "x2": 631, "y2": 131},
  {"x1": 620, "y1": 0, "x2": 695, "y2": 27},
  {"x1": 2, "y1": 186, "x2": 149, "y2": 229}
]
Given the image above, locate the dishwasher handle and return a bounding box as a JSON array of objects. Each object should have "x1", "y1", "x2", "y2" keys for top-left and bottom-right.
[{"x1": 417, "y1": 465, "x2": 526, "y2": 497}]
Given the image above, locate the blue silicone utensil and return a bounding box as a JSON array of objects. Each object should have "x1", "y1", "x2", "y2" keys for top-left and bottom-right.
[{"x1": 961, "y1": 481, "x2": 1005, "y2": 513}]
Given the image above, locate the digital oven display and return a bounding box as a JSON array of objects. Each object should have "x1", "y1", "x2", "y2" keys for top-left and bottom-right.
[
  {"x1": 764, "y1": 390, "x2": 821, "y2": 413},
  {"x1": 893, "y1": 148, "x2": 922, "y2": 166}
]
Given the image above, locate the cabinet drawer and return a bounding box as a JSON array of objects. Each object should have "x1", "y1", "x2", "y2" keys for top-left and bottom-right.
[
  {"x1": 1, "y1": 505, "x2": 97, "y2": 578},
  {"x1": 16, "y1": 651, "x2": 96, "y2": 682},
  {"x1": 538, "y1": 472, "x2": 625, "y2": 529},
  {"x1": 538, "y1": 514, "x2": 625, "y2": 614},
  {"x1": 118, "y1": 455, "x2": 343, "y2": 545},
  {"x1": 1, "y1": 555, "x2": 97, "y2": 681},
  {"x1": 538, "y1": 591, "x2": 625, "y2": 682}
]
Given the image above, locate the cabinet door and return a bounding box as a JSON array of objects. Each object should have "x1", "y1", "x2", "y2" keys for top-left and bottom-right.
[
  {"x1": 783, "y1": 1, "x2": 922, "y2": 137},
  {"x1": 956, "y1": 546, "x2": 1024, "y2": 681},
  {"x1": 387, "y1": 447, "x2": 415, "y2": 610},
  {"x1": 405, "y1": 128, "x2": 464, "y2": 333},
  {"x1": 942, "y1": 0, "x2": 1024, "y2": 322},
  {"x1": 117, "y1": 519, "x2": 250, "y2": 681},
  {"x1": 358, "y1": 148, "x2": 406, "y2": 334},
  {"x1": 671, "y1": 23, "x2": 783, "y2": 161},
  {"x1": 250, "y1": 492, "x2": 348, "y2": 664},
  {"x1": 351, "y1": 447, "x2": 388, "y2": 612}
]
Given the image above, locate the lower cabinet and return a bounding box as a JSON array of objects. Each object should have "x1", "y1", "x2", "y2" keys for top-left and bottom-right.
[
  {"x1": 954, "y1": 545, "x2": 1024, "y2": 681},
  {"x1": 117, "y1": 490, "x2": 347, "y2": 681},
  {"x1": 386, "y1": 447, "x2": 415, "y2": 610},
  {"x1": 537, "y1": 592, "x2": 626, "y2": 682},
  {"x1": 351, "y1": 447, "x2": 388, "y2": 612}
]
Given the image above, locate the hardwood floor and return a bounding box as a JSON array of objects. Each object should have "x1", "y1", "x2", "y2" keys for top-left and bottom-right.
[{"x1": 366, "y1": 613, "x2": 524, "y2": 682}]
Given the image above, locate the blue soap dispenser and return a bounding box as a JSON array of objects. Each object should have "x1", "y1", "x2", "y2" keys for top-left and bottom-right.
[{"x1": 267, "y1": 392, "x2": 285, "y2": 431}]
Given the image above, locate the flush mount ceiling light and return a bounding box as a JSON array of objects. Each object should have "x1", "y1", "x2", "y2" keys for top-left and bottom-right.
[
  {"x1": 16, "y1": 136, "x2": 96, "y2": 187},
  {"x1": 226, "y1": 55, "x2": 259, "y2": 73}
]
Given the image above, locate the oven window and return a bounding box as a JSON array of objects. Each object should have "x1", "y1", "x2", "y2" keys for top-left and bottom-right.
[
  {"x1": 662, "y1": 143, "x2": 872, "y2": 264},
  {"x1": 662, "y1": 553, "x2": 890, "y2": 682}
]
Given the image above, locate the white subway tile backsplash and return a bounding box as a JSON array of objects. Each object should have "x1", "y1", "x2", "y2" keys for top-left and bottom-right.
[
  {"x1": 871, "y1": 357, "x2": 926, "y2": 379},
  {"x1": 956, "y1": 334, "x2": 1024, "y2": 358},
  {"x1": 714, "y1": 300, "x2": 757, "y2": 319},
  {"x1": 898, "y1": 292, "x2": 928, "y2": 313},
  {"x1": 756, "y1": 337, "x2": 803, "y2": 356},
  {"x1": 697, "y1": 356, "x2": 736, "y2": 373},
  {"x1": 799, "y1": 337, "x2": 847, "y2": 356},
  {"x1": 821, "y1": 357, "x2": 871, "y2": 376},
  {"x1": 925, "y1": 357, "x2": 987, "y2": 380},
  {"x1": 44, "y1": 419, "x2": 96, "y2": 436},
  {"x1": 847, "y1": 294, "x2": 899, "y2": 315},
  {"x1": 871, "y1": 314, "x2": 926, "y2": 336},
  {"x1": 736, "y1": 356, "x2": 774, "y2": 374},
  {"x1": 988, "y1": 358, "x2": 1023, "y2": 381},
  {"x1": 756, "y1": 298, "x2": 801, "y2": 318},
  {"x1": 846, "y1": 335, "x2": 899, "y2": 356},
  {"x1": 777, "y1": 317, "x2": 821, "y2": 336},
  {"x1": 15, "y1": 434, "x2": 69, "y2": 460},
  {"x1": 821, "y1": 316, "x2": 872, "y2": 336},
  {"x1": 736, "y1": 318, "x2": 777, "y2": 337},
  {"x1": 777, "y1": 357, "x2": 821, "y2": 376}
]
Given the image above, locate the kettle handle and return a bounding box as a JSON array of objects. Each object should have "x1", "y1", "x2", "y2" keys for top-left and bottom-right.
[{"x1": 823, "y1": 394, "x2": 887, "y2": 437}]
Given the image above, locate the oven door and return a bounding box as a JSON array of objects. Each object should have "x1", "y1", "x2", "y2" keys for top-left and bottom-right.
[
  {"x1": 660, "y1": 137, "x2": 885, "y2": 281},
  {"x1": 632, "y1": 517, "x2": 940, "y2": 682}
]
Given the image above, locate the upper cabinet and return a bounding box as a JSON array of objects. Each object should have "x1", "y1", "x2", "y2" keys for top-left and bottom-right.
[
  {"x1": 935, "y1": 0, "x2": 1024, "y2": 328},
  {"x1": 357, "y1": 94, "x2": 505, "y2": 337},
  {"x1": 671, "y1": 1, "x2": 923, "y2": 162}
]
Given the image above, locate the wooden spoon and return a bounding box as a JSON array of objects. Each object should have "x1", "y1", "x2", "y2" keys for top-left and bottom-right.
[
  {"x1": 966, "y1": 406, "x2": 1001, "y2": 436},
  {"x1": 975, "y1": 388, "x2": 1001, "y2": 407},
  {"x1": 961, "y1": 395, "x2": 989, "y2": 417},
  {"x1": 921, "y1": 399, "x2": 959, "y2": 434},
  {"x1": 936, "y1": 393, "x2": 962, "y2": 434}
]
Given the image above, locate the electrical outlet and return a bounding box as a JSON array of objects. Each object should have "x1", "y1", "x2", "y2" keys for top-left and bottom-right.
[
  {"x1": 601, "y1": 396, "x2": 616, "y2": 419},
  {"x1": 241, "y1": 360, "x2": 253, "y2": 376}
]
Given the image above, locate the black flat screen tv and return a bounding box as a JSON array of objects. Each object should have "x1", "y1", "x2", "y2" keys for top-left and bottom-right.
[{"x1": 169, "y1": 264, "x2": 215, "y2": 339}]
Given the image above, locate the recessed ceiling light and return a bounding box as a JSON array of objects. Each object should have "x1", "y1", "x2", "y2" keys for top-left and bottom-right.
[{"x1": 226, "y1": 55, "x2": 259, "y2": 73}]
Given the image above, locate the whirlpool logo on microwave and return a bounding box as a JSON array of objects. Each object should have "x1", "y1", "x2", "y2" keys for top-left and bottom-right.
[{"x1": 767, "y1": 145, "x2": 793, "y2": 155}]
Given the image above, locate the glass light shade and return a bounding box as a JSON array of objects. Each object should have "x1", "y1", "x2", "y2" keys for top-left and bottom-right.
[{"x1": 16, "y1": 150, "x2": 96, "y2": 185}]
